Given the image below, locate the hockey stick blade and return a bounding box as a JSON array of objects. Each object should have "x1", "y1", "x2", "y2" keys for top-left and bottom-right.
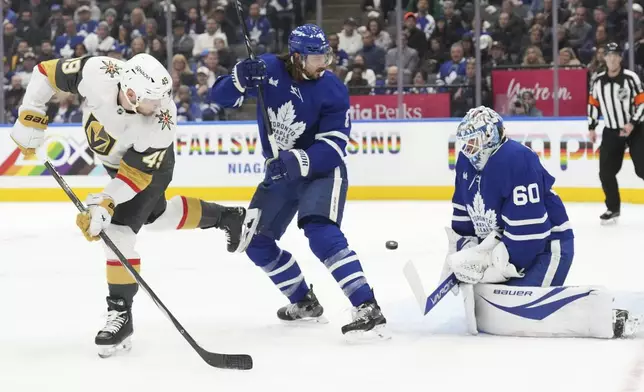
[
  {"x1": 44, "y1": 161, "x2": 253, "y2": 370},
  {"x1": 232, "y1": 0, "x2": 279, "y2": 159},
  {"x1": 403, "y1": 260, "x2": 458, "y2": 315},
  {"x1": 198, "y1": 348, "x2": 253, "y2": 370}
]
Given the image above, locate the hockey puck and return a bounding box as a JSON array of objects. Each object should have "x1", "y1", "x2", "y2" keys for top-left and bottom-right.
[{"x1": 385, "y1": 240, "x2": 398, "y2": 250}]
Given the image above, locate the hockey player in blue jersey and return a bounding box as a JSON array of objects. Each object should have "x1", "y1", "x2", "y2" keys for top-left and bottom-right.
[
  {"x1": 209, "y1": 24, "x2": 387, "y2": 338},
  {"x1": 439, "y1": 106, "x2": 639, "y2": 339}
]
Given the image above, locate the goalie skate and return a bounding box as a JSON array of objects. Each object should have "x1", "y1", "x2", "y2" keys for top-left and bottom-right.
[
  {"x1": 614, "y1": 309, "x2": 642, "y2": 338},
  {"x1": 95, "y1": 297, "x2": 133, "y2": 358}
]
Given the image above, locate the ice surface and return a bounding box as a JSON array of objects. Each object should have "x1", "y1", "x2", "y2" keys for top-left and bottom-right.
[{"x1": 2, "y1": 201, "x2": 644, "y2": 392}]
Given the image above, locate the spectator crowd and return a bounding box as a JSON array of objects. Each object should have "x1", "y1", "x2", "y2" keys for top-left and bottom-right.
[{"x1": 2, "y1": 0, "x2": 643, "y2": 121}]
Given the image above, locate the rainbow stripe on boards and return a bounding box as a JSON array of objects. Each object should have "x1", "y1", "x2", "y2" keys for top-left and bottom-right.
[
  {"x1": 0, "y1": 141, "x2": 105, "y2": 177},
  {"x1": 346, "y1": 134, "x2": 401, "y2": 155},
  {"x1": 0, "y1": 142, "x2": 63, "y2": 176},
  {"x1": 175, "y1": 135, "x2": 259, "y2": 156}
]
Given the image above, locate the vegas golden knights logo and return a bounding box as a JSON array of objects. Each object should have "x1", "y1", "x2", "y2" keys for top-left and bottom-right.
[{"x1": 84, "y1": 113, "x2": 116, "y2": 155}]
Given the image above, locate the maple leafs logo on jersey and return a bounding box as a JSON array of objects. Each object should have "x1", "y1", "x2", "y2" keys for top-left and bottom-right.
[
  {"x1": 100, "y1": 60, "x2": 121, "y2": 78},
  {"x1": 155, "y1": 109, "x2": 174, "y2": 131},
  {"x1": 467, "y1": 191, "x2": 499, "y2": 238},
  {"x1": 267, "y1": 101, "x2": 306, "y2": 150}
]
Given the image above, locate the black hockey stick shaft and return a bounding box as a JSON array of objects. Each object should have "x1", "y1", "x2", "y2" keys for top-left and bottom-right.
[
  {"x1": 44, "y1": 161, "x2": 252, "y2": 370},
  {"x1": 233, "y1": 0, "x2": 279, "y2": 159}
]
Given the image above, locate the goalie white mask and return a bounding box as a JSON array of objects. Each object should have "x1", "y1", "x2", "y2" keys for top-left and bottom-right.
[
  {"x1": 120, "y1": 53, "x2": 172, "y2": 115},
  {"x1": 456, "y1": 106, "x2": 505, "y2": 171}
]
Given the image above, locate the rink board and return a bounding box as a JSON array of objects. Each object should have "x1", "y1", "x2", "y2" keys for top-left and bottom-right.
[{"x1": 0, "y1": 118, "x2": 643, "y2": 203}]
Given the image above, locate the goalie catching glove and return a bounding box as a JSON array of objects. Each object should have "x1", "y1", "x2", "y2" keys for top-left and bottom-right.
[
  {"x1": 76, "y1": 194, "x2": 115, "y2": 241},
  {"x1": 444, "y1": 230, "x2": 525, "y2": 286},
  {"x1": 10, "y1": 108, "x2": 49, "y2": 158}
]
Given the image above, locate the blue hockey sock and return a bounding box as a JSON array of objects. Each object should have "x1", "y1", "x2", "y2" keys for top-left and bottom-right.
[
  {"x1": 246, "y1": 234, "x2": 309, "y2": 303},
  {"x1": 303, "y1": 222, "x2": 374, "y2": 307}
]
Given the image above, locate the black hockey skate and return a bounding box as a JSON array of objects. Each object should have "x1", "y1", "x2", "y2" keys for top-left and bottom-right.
[
  {"x1": 341, "y1": 298, "x2": 389, "y2": 341},
  {"x1": 95, "y1": 296, "x2": 133, "y2": 358},
  {"x1": 613, "y1": 309, "x2": 641, "y2": 338},
  {"x1": 600, "y1": 210, "x2": 620, "y2": 225},
  {"x1": 219, "y1": 207, "x2": 260, "y2": 253},
  {"x1": 277, "y1": 286, "x2": 327, "y2": 323}
]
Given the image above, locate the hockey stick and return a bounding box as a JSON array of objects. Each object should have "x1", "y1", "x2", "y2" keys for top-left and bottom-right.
[
  {"x1": 44, "y1": 161, "x2": 253, "y2": 370},
  {"x1": 403, "y1": 260, "x2": 458, "y2": 315},
  {"x1": 233, "y1": 0, "x2": 279, "y2": 159}
]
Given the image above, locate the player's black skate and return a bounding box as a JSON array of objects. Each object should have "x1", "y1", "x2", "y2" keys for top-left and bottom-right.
[
  {"x1": 219, "y1": 207, "x2": 260, "y2": 253},
  {"x1": 95, "y1": 296, "x2": 133, "y2": 358},
  {"x1": 277, "y1": 285, "x2": 328, "y2": 323},
  {"x1": 600, "y1": 210, "x2": 620, "y2": 225},
  {"x1": 613, "y1": 309, "x2": 641, "y2": 338},
  {"x1": 341, "y1": 298, "x2": 389, "y2": 341}
]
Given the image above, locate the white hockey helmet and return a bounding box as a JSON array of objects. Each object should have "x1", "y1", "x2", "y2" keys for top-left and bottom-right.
[
  {"x1": 456, "y1": 106, "x2": 505, "y2": 170},
  {"x1": 120, "y1": 53, "x2": 172, "y2": 112}
]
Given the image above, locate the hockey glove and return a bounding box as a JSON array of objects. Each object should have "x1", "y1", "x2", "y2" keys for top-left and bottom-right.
[
  {"x1": 265, "y1": 150, "x2": 310, "y2": 184},
  {"x1": 440, "y1": 227, "x2": 480, "y2": 296},
  {"x1": 10, "y1": 108, "x2": 49, "y2": 158},
  {"x1": 232, "y1": 58, "x2": 267, "y2": 93},
  {"x1": 447, "y1": 231, "x2": 501, "y2": 285},
  {"x1": 76, "y1": 194, "x2": 115, "y2": 242}
]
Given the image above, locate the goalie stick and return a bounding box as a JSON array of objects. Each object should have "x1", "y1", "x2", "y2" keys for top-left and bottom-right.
[
  {"x1": 44, "y1": 161, "x2": 253, "y2": 370},
  {"x1": 403, "y1": 260, "x2": 458, "y2": 315},
  {"x1": 233, "y1": 0, "x2": 279, "y2": 159}
]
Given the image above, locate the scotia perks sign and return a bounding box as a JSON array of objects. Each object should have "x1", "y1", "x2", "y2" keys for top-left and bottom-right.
[
  {"x1": 491, "y1": 68, "x2": 588, "y2": 116},
  {"x1": 349, "y1": 94, "x2": 451, "y2": 119}
]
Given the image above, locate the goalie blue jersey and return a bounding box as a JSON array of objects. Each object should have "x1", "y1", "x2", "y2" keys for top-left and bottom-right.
[
  {"x1": 451, "y1": 139, "x2": 574, "y2": 271},
  {"x1": 209, "y1": 54, "x2": 351, "y2": 176}
]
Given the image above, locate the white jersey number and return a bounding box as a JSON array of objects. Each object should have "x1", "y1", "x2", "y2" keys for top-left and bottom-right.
[
  {"x1": 61, "y1": 57, "x2": 83, "y2": 74},
  {"x1": 142, "y1": 150, "x2": 167, "y2": 170},
  {"x1": 513, "y1": 183, "x2": 540, "y2": 206}
]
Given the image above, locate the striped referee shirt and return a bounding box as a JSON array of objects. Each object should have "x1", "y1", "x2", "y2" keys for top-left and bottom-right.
[{"x1": 588, "y1": 69, "x2": 644, "y2": 130}]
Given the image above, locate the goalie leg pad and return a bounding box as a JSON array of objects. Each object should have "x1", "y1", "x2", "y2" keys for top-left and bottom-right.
[
  {"x1": 472, "y1": 283, "x2": 614, "y2": 338},
  {"x1": 102, "y1": 224, "x2": 140, "y2": 306}
]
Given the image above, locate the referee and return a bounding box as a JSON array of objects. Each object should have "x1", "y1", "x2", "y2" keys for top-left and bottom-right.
[{"x1": 588, "y1": 42, "x2": 644, "y2": 224}]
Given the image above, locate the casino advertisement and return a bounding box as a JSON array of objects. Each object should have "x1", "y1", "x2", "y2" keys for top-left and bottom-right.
[
  {"x1": 170, "y1": 122, "x2": 412, "y2": 187},
  {"x1": 1, "y1": 119, "x2": 643, "y2": 201}
]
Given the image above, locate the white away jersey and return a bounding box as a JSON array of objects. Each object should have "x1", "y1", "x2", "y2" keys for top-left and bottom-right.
[{"x1": 31, "y1": 56, "x2": 176, "y2": 169}]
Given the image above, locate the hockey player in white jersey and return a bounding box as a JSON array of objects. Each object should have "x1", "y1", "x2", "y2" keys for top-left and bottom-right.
[
  {"x1": 10, "y1": 54, "x2": 254, "y2": 358},
  {"x1": 438, "y1": 106, "x2": 640, "y2": 339}
]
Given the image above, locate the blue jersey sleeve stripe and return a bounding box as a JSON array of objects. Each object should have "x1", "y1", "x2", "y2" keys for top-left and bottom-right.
[
  {"x1": 502, "y1": 212, "x2": 549, "y2": 226},
  {"x1": 452, "y1": 215, "x2": 471, "y2": 222},
  {"x1": 316, "y1": 137, "x2": 346, "y2": 159},
  {"x1": 453, "y1": 203, "x2": 467, "y2": 211},
  {"x1": 316, "y1": 131, "x2": 349, "y2": 142},
  {"x1": 504, "y1": 230, "x2": 551, "y2": 241},
  {"x1": 551, "y1": 221, "x2": 572, "y2": 232}
]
